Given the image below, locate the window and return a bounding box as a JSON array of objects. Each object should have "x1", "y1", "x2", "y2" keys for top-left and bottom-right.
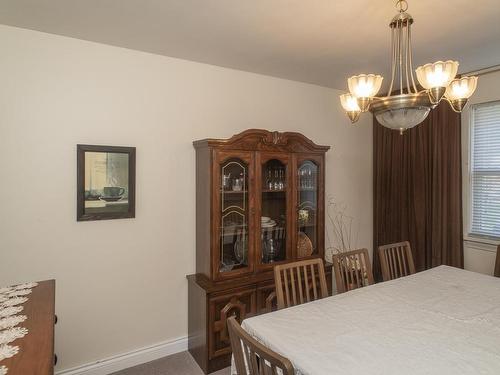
[{"x1": 470, "y1": 101, "x2": 500, "y2": 239}]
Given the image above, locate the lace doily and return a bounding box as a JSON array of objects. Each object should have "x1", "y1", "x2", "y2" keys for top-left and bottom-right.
[
  {"x1": 13, "y1": 283, "x2": 37, "y2": 290},
  {"x1": 0, "y1": 316, "x2": 27, "y2": 330},
  {"x1": 6, "y1": 289, "x2": 31, "y2": 298},
  {"x1": 0, "y1": 344, "x2": 19, "y2": 361},
  {"x1": 1, "y1": 298, "x2": 28, "y2": 308},
  {"x1": 0, "y1": 307, "x2": 23, "y2": 319},
  {"x1": 0, "y1": 281, "x2": 37, "y2": 371},
  {"x1": 0, "y1": 327, "x2": 28, "y2": 345}
]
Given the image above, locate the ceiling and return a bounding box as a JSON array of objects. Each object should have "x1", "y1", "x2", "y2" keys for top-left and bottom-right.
[{"x1": 1, "y1": 0, "x2": 499, "y2": 90}]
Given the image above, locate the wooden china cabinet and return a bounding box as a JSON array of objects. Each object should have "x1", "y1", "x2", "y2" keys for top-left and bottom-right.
[{"x1": 187, "y1": 129, "x2": 331, "y2": 373}]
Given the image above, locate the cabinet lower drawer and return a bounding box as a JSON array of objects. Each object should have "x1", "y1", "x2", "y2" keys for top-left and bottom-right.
[{"x1": 208, "y1": 287, "x2": 256, "y2": 359}]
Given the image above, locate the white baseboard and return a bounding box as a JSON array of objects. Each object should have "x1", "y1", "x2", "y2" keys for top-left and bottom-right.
[{"x1": 56, "y1": 336, "x2": 188, "y2": 375}]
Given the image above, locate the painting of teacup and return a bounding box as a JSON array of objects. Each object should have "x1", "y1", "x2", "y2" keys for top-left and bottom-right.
[
  {"x1": 78, "y1": 145, "x2": 136, "y2": 221},
  {"x1": 103, "y1": 186, "x2": 125, "y2": 197}
]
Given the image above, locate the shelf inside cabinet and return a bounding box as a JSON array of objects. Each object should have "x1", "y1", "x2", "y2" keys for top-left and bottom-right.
[
  {"x1": 221, "y1": 190, "x2": 248, "y2": 194},
  {"x1": 298, "y1": 223, "x2": 317, "y2": 228}
]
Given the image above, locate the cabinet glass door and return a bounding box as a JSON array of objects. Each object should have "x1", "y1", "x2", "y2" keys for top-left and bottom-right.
[
  {"x1": 218, "y1": 155, "x2": 252, "y2": 275},
  {"x1": 260, "y1": 158, "x2": 288, "y2": 264},
  {"x1": 296, "y1": 160, "x2": 319, "y2": 258}
]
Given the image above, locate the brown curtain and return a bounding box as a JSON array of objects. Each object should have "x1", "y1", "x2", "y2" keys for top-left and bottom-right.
[{"x1": 373, "y1": 101, "x2": 464, "y2": 280}]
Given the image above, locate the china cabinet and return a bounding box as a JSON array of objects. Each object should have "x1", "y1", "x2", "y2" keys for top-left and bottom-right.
[{"x1": 187, "y1": 129, "x2": 331, "y2": 373}]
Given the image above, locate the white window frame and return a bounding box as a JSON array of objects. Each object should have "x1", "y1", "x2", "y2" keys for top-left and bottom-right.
[{"x1": 463, "y1": 100, "x2": 500, "y2": 246}]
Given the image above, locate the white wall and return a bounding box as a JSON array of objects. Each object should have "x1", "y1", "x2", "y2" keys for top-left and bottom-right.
[
  {"x1": 462, "y1": 69, "x2": 500, "y2": 275},
  {"x1": 0, "y1": 25, "x2": 373, "y2": 371}
]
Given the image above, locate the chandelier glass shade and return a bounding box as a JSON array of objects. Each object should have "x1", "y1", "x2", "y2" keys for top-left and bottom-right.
[{"x1": 339, "y1": 0, "x2": 478, "y2": 133}]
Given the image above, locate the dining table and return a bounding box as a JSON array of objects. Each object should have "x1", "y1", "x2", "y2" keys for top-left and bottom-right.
[{"x1": 231, "y1": 265, "x2": 500, "y2": 375}]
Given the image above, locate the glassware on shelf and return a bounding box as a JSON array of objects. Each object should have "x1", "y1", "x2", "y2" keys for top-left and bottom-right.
[
  {"x1": 233, "y1": 229, "x2": 247, "y2": 264},
  {"x1": 262, "y1": 237, "x2": 276, "y2": 263},
  {"x1": 273, "y1": 169, "x2": 280, "y2": 190},
  {"x1": 278, "y1": 169, "x2": 285, "y2": 190},
  {"x1": 222, "y1": 173, "x2": 231, "y2": 190},
  {"x1": 298, "y1": 165, "x2": 316, "y2": 190},
  {"x1": 267, "y1": 170, "x2": 273, "y2": 190},
  {"x1": 232, "y1": 178, "x2": 242, "y2": 191},
  {"x1": 264, "y1": 166, "x2": 286, "y2": 191}
]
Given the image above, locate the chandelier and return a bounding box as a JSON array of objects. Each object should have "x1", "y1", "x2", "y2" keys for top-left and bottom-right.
[{"x1": 339, "y1": 0, "x2": 478, "y2": 133}]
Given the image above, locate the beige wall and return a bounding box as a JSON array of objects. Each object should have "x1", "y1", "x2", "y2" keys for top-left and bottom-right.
[
  {"x1": 462, "y1": 69, "x2": 500, "y2": 275},
  {"x1": 0, "y1": 25, "x2": 373, "y2": 371}
]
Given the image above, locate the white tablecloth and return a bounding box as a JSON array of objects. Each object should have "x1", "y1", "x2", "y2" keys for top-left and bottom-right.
[{"x1": 232, "y1": 266, "x2": 500, "y2": 375}]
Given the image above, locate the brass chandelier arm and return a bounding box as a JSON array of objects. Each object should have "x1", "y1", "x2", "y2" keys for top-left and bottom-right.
[
  {"x1": 404, "y1": 25, "x2": 411, "y2": 93},
  {"x1": 398, "y1": 18, "x2": 403, "y2": 95},
  {"x1": 388, "y1": 10, "x2": 415, "y2": 96},
  {"x1": 388, "y1": 27, "x2": 396, "y2": 96},
  {"x1": 408, "y1": 24, "x2": 418, "y2": 93}
]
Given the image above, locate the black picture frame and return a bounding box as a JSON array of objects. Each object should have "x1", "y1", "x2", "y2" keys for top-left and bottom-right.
[{"x1": 77, "y1": 144, "x2": 136, "y2": 221}]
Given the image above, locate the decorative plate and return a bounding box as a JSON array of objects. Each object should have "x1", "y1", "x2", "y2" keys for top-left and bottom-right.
[
  {"x1": 297, "y1": 232, "x2": 313, "y2": 258},
  {"x1": 0, "y1": 307, "x2": 23, "y2": 318},
  {"x1": 0, "y1": 365, "x2": 7, "y2": 375},
  {"x1": 0, "y1": 315, "x2": 27, "y2": 330},
  {"x1": 0, "y1": 344, "x2": 19, "y2": 361},
  {"x1": 0, "y1": 288, "x2": 13, "y2": 295}
]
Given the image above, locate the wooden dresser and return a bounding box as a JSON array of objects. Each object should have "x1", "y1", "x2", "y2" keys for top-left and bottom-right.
[
  {"x1": 1, "y1": 280, "x2": 56, "y2": 375},
  {"x1": 187, "y1": 129, "x2": 332, "y2": 373}
]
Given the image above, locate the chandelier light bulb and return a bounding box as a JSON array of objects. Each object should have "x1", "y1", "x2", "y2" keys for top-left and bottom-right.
[
  {"x1": 445, "y1": 76, "x2": 478, "y2": 100},
  {"x1": 340, "y1": 93, "x2": 361, "y2": 112},
  {"x1": 340, "y1": 93, "x2": 361, "y2": 123},
  {"x1": 415, "y1": 60, "x2": 459, "y2": 89},
  {"x1": 445, "y1": 76, "x2": 478, "y2": 113},
  {"x1": 347, "y1": 74, "x2": 383, "y2": 98}
]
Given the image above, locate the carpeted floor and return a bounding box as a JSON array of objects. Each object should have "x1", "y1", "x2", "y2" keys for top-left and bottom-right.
[{"x1": 110, "y1": 351, "x2": 230, "y2": 375}]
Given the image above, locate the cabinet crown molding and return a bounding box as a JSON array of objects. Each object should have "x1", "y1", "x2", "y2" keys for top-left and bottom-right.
[{"x1": 193, "y1": 129, "x2": 330, "y2": 153}]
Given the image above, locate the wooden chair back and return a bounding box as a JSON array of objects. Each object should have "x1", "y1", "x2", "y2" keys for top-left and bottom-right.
[
  {"x1": 228, "y1": 316, "x2": 294, "y2": 375},
  {"x1": 378, "y1": 241, "x2": 416, "y2": 281},
  {"x1": 495, "y1": 245, "x2": 500, "y2": 278},
  {"x1": 332, "y1": 248, "x2": 374, "y2": 293},
  {"x1": 274, "y1": 258, "x2": 328, "y2": 310}
]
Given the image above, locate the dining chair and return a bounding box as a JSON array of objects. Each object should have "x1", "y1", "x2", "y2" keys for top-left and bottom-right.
[
  {"x1": 494, "y1": 245, "x2": 500, "y2": 278},
  {"x1": 332, "y1": 248, "x2": 374, "y2": 293},
  {"x1": 378, "y1": 241, "x2": 416, "y2": 281},
  {"x1": 228, "y1": 316, "x2": 295, "y2": 375},
  {"x1": 274, "y1": 258, "x2": 328, "y2": 310}
]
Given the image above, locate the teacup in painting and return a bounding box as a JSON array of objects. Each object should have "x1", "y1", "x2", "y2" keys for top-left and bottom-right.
[{"x1": 103, "y1": 186, "x2": 126, "y2": 197}]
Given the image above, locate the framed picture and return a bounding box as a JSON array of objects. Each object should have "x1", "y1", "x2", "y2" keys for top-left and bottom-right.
[{"x1": 77, "y1": 144, "x2": 136, "y2": 221}]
